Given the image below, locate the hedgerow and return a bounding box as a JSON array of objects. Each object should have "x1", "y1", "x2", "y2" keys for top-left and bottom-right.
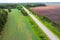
[{"x1": 0, "y1": 9, "x2": 8, "y2": 34}]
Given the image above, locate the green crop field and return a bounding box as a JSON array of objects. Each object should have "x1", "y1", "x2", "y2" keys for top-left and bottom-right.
[{"x1": 0, "y1": 9, "x2": 39, "y2": 40}]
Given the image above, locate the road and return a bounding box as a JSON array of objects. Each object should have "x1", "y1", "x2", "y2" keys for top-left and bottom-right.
[
  {"x1": 22, "y1": 6, "x2": 60, "y2": 40},
  {"x1": 0, "y1": 9, "x2": 39, "y2": 40}
]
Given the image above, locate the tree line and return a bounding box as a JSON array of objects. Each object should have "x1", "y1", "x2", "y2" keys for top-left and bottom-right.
[{"x1": 0, "y1": 9, "x2": 8, "y2": 34}]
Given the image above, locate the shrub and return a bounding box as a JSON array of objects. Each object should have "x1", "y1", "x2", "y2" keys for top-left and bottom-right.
[
  {"x1": 8, "y1": 9, "x2": 11, "y2": 12},
  {"x1": 0, "y1": 9, "x2": 8, "y2": 34},
  {"x1": 20, "y1": 7, "x2": 28, "y2": 16}
]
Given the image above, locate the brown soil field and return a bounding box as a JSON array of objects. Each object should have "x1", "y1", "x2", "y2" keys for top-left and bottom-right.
[{"x1": 30, "y1": 6, "x2": 60, "y2": 23}]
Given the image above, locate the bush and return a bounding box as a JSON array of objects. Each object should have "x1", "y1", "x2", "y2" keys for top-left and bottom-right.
[
  {"x1": 0, "y1": 9, "x2": 8, "y2": 34},
  {"x1": 8, "y1": 9, "x2": 11, "y2": 12},
  {"x1": 20, "y1": 7, "x2": 28, "y2": 16}
]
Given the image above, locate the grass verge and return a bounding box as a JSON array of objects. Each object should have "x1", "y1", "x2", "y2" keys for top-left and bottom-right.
[
  {"x1": 24, "y1": 15, "x2": 50, "y2": 40},
  {"x1": 28, "y1": 8, "x2": 60, "y2": 38},
  {"x1": 19, "y1": 6, "x2": 50, "y2": 40}
]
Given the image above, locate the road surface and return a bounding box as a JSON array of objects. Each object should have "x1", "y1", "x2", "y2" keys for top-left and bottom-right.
[
  {"x1": 0, "y1": 9, "x2": 39, "y2": 40},
  {"x1": 22, "y1": 6, "x2": 60, "y2": 40}
]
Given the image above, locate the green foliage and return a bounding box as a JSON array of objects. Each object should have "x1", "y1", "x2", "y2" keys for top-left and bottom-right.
[
  {"x1": 20, "y1": 6, "x2": 49, "y2": 40},
  {"x1": 28, "y1": 8, "x2": 60, "y2": 38},
  {"x1": 0, "y1": 9, "x2": 8, "y2": 34},
  {"x1": 18, "y1": 7, "x2": 28, "y2": 16},
  {"x1": 8, "y1": 9, "x2": 11, "y2": 12},
  {"x1": 17, "y1": 7, "x2": 20, "y2": 10},
  {"x1": 26, "y1": 15, "x2": 50, "y2": 40},
  {"x1": 22, "y1": 3, "x2": 46, "y2": 7},
  {"x1": 0, "y1": 4, "x2": 17, "y2": 9}
]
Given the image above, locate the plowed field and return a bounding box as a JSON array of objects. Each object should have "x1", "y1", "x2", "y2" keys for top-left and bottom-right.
[{"x1": 31, "y1": 6, "x2": 60, "y2": 23}]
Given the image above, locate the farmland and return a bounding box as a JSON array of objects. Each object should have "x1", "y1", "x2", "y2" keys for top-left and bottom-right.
[
  {"x1": 0, "y1": 9, "x2": 40, "y2": 40},
  {"x1": 0, "y1": 8, "x2": 50, "y2": 40},
  {"x1": 30, "y1": 5, "x2": 60, "y2": 37},
  {"x1": 0, "y1": 4, "x2": 60, "y2": 40},
  {"x1": 30, "y1": 6, "x2": 60, "y2": 23}
]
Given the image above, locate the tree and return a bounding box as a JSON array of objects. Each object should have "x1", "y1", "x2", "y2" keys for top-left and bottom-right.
[{"x1": 8, "y1": 9, "x2": 11, "y2": 12}]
